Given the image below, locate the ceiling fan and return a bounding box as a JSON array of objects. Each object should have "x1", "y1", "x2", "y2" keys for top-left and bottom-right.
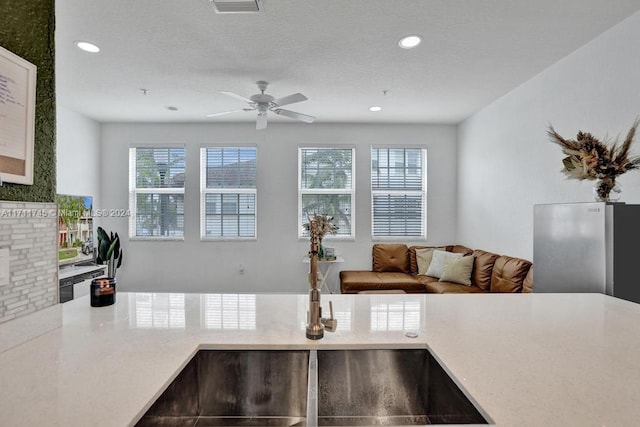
[{"x1": 206, "y1": 81, "x2": 315, "y2": 130}]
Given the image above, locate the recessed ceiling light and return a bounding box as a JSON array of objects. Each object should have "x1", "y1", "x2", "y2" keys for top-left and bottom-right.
[
  {"x1": 398, "y1": 35, "x2": 422, "y2": 49},
  {"x1": 74, "y1": 41, "x2": 100, "y2": 53},
  {"x1": 369, "y1": 106, "x2": 382, "y2": 112}
]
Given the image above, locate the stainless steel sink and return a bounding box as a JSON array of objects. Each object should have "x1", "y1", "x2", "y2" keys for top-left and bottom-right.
[
  {"x1": 316, "y1": 349, "x2": 488, "y2": 426},
  {"x1": 136, "y1": 349, "x2": 488, "y2": 426},
  {"x1": 136, "y1": 350, "x2": 310, "y2": 427}
]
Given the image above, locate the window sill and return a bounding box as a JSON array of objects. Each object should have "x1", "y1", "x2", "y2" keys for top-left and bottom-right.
[
  {"x1": 200, "y1": 237, "x2": 257, "y2": 242},
  {"x1": 372, "y1": 236, "x2": 428, "y2": 242},
  {"x1": 129, "y1": 237, "x2": 185, "y2": 242},
  {"x1": 298, "y1": 236, "x2": 356, "y2": 242}
]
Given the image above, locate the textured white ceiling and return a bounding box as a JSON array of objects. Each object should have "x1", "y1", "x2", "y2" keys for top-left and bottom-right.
[{"x1": 54, "y1": 0, "x2": 640, "y2": 124}]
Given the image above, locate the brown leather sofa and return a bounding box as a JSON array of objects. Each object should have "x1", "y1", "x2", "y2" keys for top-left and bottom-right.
[{"x1": 340, "y1": 244, "x2": 533, "y2": 294}]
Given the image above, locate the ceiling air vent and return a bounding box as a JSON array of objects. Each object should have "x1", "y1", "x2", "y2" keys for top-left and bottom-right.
[{"x1": 210, "y1": 0, "x2": 262, "y2": 14}]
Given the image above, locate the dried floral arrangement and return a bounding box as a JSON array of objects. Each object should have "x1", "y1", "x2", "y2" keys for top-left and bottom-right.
[
  {"x1": 547, "y1": 119, "x2": 640, "y2": 201},
  {"x1": 303, "y1": 214, "x2": 339, "y2": 240}
]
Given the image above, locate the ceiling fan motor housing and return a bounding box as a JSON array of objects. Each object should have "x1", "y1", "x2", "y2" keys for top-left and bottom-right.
[{"x1": 250, "y1": 93, "x2": 275, "y2": 105}]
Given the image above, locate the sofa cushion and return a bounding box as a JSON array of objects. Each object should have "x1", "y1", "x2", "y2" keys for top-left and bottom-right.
[
  {"x1": 472, "y1": 249, "x2": 500, "y2": 291},
  {"x1": 523, "y1": 267, "x2": 534, "y2": 293},
  {"x1": 490, "y1": 255, "x2": 532, "y2": 293},
  {"x1": 340, "y1": 271, "x2": 424, "y2": 293},
  {"x1": 415, "y1": 247, "x2": 446, "y2": 275},
  {"x1": 372, "y1": 244, "x2": 409, "y2": 273},
  {"x1": 415, "y1": 275, "x2": 439, "y2": 285},
  {"x1": 426, "y1": 250, "x2": 463, "y2": 279},
  {"x1": 439, "y1": 255, "x2": 474, "y2": 286},
  {"x1": 408, "y1": 245, "x2": 453, "y2": 274},
  {"x1": 424, "y1": 280, "x2": 486, "y2": 294},
  {"x1": 451, "y1": 245, "x2": 474, "y2": 256}
]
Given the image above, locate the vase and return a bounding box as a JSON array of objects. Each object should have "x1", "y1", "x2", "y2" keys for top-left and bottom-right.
[
  {"x1": 593, "y1": 177, "x2": 621, "y2": 202},
  {"x1": 318, "y1": 240, "x2": 325, "y2": 259}
]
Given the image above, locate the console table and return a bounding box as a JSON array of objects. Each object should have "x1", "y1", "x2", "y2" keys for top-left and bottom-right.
[{"x1": 302, "y1": 256, "x2": 344, "y2": 294}]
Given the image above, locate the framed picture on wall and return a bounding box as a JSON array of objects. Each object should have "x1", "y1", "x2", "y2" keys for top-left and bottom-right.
[{"x1": 0, "y1": 45, "x2": 36, "y2": 185}]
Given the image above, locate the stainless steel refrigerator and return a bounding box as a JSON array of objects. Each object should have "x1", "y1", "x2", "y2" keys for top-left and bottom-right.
[{"x1": 534, "y1": 202, "x2": 640, "y2": 303}]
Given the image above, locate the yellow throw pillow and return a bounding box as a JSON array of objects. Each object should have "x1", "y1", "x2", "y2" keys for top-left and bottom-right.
[
  {"x1": 415, "y1": 247, "x2": 445, "y2": 275},
  {"x1": 439, "y1": 255, "x2": 475, "y2": 286}
]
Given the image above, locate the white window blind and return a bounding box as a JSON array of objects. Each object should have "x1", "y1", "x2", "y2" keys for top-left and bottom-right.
[
  {"x1": 200, "y1": 147, "x2": 257, "y2": 239},
  {"x1": 371, "y1": 147, "x2": 426, "y2": 238},
  {"x1": 129, "y1": 146, "x2": 185, "y2": 239},
  {"x1": 298, "y1": 147, "x2": 355, "y2": 238}
]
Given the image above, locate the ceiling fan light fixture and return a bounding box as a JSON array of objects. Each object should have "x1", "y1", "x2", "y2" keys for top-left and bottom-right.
[
  {"x1": 398, "y1": 35, "x2": 422, "y2": 49},
  {"x1": 369, "y1": 106, "x2": 382, "y2": 112},
  {"x1": 74, "y1": 41, "x2": 100, "y2": 53}
]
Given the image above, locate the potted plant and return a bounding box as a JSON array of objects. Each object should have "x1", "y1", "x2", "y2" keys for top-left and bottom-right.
[
  {"x1": 303, "y1": 214, "x2": 339, "y2": 259},
  {"x1": 90, "y1": 227, "x2": 123, "y2": 307},
  {"x1": 548, "y1": 119, "x2": 640, "y2": 201}
]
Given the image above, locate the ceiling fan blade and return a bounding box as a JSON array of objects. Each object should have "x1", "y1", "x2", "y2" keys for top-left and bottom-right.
[
  {"x1": 274, "y1": 109, "x2": 315, "y2": 123},
  {"x1": 256, "y1": 113, "x2": 268, "y2": 130},
  {"x1": 220, "y1": 91, "x2": 252, "y2": 103},
  {"x1": 272, "y1": 93, "x2": 307, "y2": 107},
  {"x1": 205, "y1": 109, "x2": 246, "y2": 118}
]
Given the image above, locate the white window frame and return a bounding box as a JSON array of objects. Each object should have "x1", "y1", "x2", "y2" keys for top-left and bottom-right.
[
  {"x1": 298, "y1": 146, "x2": 356, "y2": 240},
  {"x1": 200, "y1": 145, "x2": 257, "y2": 241},
  {"x1": 371, "y1": 146, "x2": 427, "y2": 240},
  {"x1": 128, "y1": 145, "x2": 186, "y2": 241}
]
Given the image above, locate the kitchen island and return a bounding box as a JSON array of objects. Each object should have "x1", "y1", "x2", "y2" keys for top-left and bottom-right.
[{"x1": 1, "y1": 292, "x2": 640, "y2": 426}]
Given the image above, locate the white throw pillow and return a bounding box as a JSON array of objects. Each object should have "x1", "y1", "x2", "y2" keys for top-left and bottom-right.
[
  {"x1": 415, "y1": 247, "x2": 445, "y2": 275},
  {"x1": 439, "y1": 255, "x2": 475, "y2": 286},
  {"x1": 425, "y1": 250, "x2": 463, "y2": 279}
]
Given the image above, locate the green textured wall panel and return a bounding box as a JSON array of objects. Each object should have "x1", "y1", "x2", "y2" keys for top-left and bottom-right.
[{"x1": 0, "y1": 0, "x2": 56, "y2": 202}]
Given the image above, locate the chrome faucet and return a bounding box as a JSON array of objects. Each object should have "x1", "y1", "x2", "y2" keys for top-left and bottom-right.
[{"x1": 306, "y1": 219, "x2": 337, "y2": 340}]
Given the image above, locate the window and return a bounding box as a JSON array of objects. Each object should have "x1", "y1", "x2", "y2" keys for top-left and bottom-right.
[
  {"x1": 201, "y1": 146, "x2": 257, "y2": 239},
  {"x1": 298, "y1": 147, "x2": 354, "y2": 238},
  {"x1": 371, "y1": 147, "x2": 426, "y2": 238},
  {"x1": 129, "y1": 146, "x2": 185, "y2": 239}
]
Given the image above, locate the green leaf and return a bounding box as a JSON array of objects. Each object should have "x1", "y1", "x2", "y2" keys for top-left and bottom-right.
[{"x1": 106, "y1": 236, "x2": 119, "y2": 260}]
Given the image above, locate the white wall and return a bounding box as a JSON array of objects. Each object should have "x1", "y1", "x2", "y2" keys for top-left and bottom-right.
[
  {"x1": 457, "y1": 11, "x2": 640, "y2": 260},
  {"x1": 100, "y1": 122, "x2": 457, "y2": 293},
  {"x1": 56, "y1": 105, "x2": 102, "y2": 204}
]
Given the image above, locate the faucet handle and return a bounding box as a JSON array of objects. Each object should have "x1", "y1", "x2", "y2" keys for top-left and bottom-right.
[
  {"x1": 322, "y1": 317, "x2": 337, "y2": 332},
  {"x1": 321, "y1": 300, "x2": 338, "y2": 332}
]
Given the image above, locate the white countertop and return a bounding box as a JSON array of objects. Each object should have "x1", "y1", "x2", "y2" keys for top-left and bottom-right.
[{"x1": 1, "y1": 292, "x2": 640, "y2": 426}]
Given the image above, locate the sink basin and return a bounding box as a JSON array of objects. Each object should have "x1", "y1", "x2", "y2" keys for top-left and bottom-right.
[
  {"x1": 316, "y1": 349, "x2": 488, "y2": 426},
  {"x1": 136, "y1": 350, "x2": 310, "y2": 427},
  {"x1": 136, "y1": 348, "x2": 488, "y2": 426}
]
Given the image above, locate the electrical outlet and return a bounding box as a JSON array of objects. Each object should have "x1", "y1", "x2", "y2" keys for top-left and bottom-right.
[{"x1": 239, "y1": 264, "x2": 245, "y2": 274}]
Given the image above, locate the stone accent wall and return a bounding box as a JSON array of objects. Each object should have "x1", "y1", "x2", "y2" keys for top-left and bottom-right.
[{"x1": 0, "y1": 201, "x2": 58, "y2": 323}]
